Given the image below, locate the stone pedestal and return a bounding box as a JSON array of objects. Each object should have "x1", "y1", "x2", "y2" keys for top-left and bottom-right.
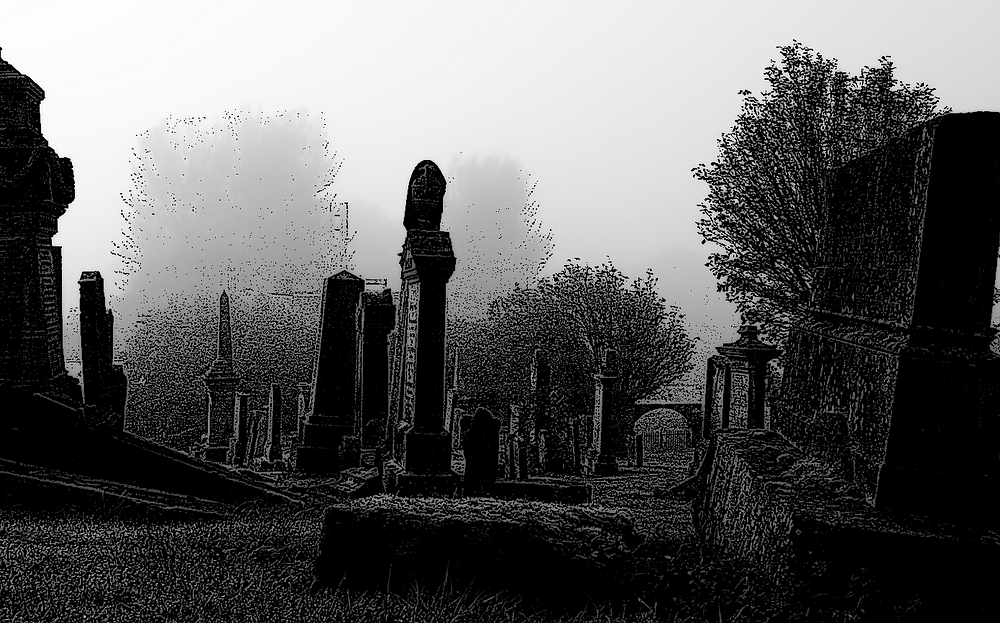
[
  {"x1": 230, "y1": 391, "x2": 250, "y2": 466},
  {"x1": 384, "y1": 161, "x2": 459, "y2": 496}
]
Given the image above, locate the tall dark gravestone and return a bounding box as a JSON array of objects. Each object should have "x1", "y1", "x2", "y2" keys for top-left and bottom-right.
[
  {"x1": 197, "y1": 291, "x2": 239, "y2": 463},
  {"x1": 294, "y1": 270, "x2": 365, "y2": 474},
  {"x1": 530, "y1": 349, "x2": 552, "y2": 472},
  {"x1": 78, "y1": 271, "x2": 129, "y2": 431},
  {"x1": 383, "y1": 160, "x2": 459, "y2": 495},
  {"x1": 359, "y1": 288, "x2": 395, "y2": 454},
  {"x1": 775, "y1": 112, "x2": 1000, "y2": 520},
  {"x1": 231, "y1": 390, "x2": 250, "y2": 466},
  {"x1": 263, "y1": 383, "x2": 283, "y2": 465},
  {"x1": 0, "y1": 50, "x2": 81, "y2": 406}
]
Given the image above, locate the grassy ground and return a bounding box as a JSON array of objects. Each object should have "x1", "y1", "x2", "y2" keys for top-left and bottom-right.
[{"x1": 0, "y1": 451, "x2": 795, "y2": 622}]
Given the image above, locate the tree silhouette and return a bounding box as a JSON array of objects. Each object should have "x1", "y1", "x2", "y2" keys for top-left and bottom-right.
[{"x1": 694, "y1": 41, "x2": 949, "y2": 343}]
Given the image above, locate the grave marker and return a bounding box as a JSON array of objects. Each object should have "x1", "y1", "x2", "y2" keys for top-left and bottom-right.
[
  {"x1": 198, "y1": 291, "x2": 239, "y2": 463},
  {"x1": 462, "y1": 407, "x2": 501, "y2": 496},
  {"x1": 294, "y1": 271, "x2": 365, "y2": 474},
  {"x1": 591, "y1": 349, "x2": 619, "y2": 476},
  {"x1": 383, "y1": 161, "x2": 459, "y2": 496},
  {"x1": 775, "y1": 112, "x2": 1000, "y2": 520}
]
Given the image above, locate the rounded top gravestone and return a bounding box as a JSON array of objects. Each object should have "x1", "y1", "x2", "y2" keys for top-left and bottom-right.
[{"x1": 403, "y1": 160, "x2": 446, "y2": 231}]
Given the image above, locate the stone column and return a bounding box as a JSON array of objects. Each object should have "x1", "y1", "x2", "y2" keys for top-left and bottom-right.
[
  {"x1": 200, "y1": 291, "x2": 239, "y2": 462},
  {"x1": 359, "y1": 289, "x2": 395, "y2": 452},
  {"x1": 231, "y1": 390, "x2": 250, "y2": 466},
  {"x1": 591, "y1": 349, "x2": 620, "y2": 476},
  {"x1": 384, "y1": 161, "x2": 459, "y2": 496},
  {"x1": 0, "y1": 51, "x2": 81, "y2": 406},
  {"x1": 294, "y1": 271, "x2": 365, "y2": 474},
  {"x1": 530, "y1": 349, "x2": 552, "y2": 473},
  {"x1": 634, "y1": 433, "x2": 644, "y2": 469},
  {"x1": 78, "y1": 272, "x2": 110, "y2": 412},
  {"x1": 263, "y1": 383, "x2": 283, "y2": 465},
  {"x1": 295, "y1": 382, "x2": 311, "y2": 442}
]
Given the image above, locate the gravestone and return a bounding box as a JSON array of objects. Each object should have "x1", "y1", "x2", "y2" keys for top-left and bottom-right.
[
  {"x1": 294, "y1": 271, "x2": 365, "y2": 474},
  {"x1": 634, "y1": 433, "x2": 643, "y2": 469},
  {"x1": 529, "y1": 349, "x2": 555, "y2": 472},
  {"x1": 263, "y1": 383, "x2": 283, "y2": 466},
  {"x1": 774, "y1": 112, "x2": 1000, "y2": 520},
  {"x1": 78, "y1": 271, "x2": 128, "y2": 431},
  {"x1": 444, "y1": 350, "x2": 461, "y2": 444},
  {"x1": 702, "y1": 325, "x2": 780, "y2": 436},
  {"x1": 590, "y1": 349, "x2": 620, "y2": 476},
  {"x1": 197, "y1": 291, "x2": 239, "y2": 463},
  {"x1": 359, "y1": 288, "x2": 395, "y2": 454},
  {"x1": 462, "y1": 408, "x2": 501, "y2": 496},
  {"x1": 295, "y1": 382, "x2": 311, "y2": 442},
  {"x1": 383, "y1": 161, "x2": 459, "y2": 496},
  {"x1": 0, "y1": 50, "x2": 81, "y2": 406},
  {"x1": 230, "y1": 390, "x2": 250, "y2": 466}
]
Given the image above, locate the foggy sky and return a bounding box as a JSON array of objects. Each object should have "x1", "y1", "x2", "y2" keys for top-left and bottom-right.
[{"x1": 4, "y1": 1, "x2": 1000, "y2": 377}]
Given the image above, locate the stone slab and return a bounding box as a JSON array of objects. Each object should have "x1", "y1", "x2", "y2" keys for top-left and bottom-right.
[
  {"x1": 695, "y1": 429, "x2": 1000, "y2": 611},
  {"x1": 489, "y1": 478, "x2": 592, "y2": 504}
]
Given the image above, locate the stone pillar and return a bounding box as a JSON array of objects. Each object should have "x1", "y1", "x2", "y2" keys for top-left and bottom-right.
[
  {"x1": 530, "y1": 349, "x2": 553, "y2": 473},
  {"x1": 295, "y1": 382, "x2": 311, "y2": 442},
  {"x1": 634, "y1": 433, "x2": 644, "y2": 469},
  {"x1": 359, "y1": 288, "x2": 395, "y2": 453},
  {"x1": 384, "y1": 160, "x2": 459, "y2": 496},
  {"x1": 199, "y1": 291, "x2": 239, "y2": 462},
  {"x1": 231, "y1": 390, "x2": 250, "y2": 466},
  {"x1": 294, "y1": 271, "x2": 365, "y2": 474},
  {"x1": 79, "y1": 272, "x2": 109, "y2": 412},
  {"x1": 0, "y1": 51, "x2": 81, "y2": 406},
  {"x1": 709, "y1": 326, "x2": 781, "y2": 431},
  {"x1": 591, "y1": 349, "x2": 620, "y2": 477},
  {"x1": 263, "y1": 383, "x2": 283, "y2": 465}
]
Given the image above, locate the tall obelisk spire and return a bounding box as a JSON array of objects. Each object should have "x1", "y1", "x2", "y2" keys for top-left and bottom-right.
[
  {"x1": 197, "y1": 291, "x2": 239, "y2": 462},
  {"x1": 217, "y1": 290, "x2": 233, "y2": 365}
]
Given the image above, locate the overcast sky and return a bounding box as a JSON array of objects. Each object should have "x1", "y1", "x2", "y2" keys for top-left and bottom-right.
[{"x1": 3, "y1": 1, "x2": 999, "y2": 370}]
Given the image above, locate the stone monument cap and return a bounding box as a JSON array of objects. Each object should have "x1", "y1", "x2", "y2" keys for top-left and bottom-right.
[{"x1": 403, "y1": 160, "x2": 446, "y2": 231}]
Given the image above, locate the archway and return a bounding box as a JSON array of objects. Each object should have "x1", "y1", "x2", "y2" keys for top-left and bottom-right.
[{"x1": 633, "y1": 408, "x2": 691, "y2": 454}]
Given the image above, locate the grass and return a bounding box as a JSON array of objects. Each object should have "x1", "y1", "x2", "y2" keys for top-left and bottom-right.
[{"x1": 1, "y1": 452, "x2": 975, "y2": 622}]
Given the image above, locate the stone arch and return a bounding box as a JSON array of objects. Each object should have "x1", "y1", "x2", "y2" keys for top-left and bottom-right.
[
  {"x1": 632, "y1": 401, "x2": 702, "y2": 440},
  {"x1": 633, "y1": 408, "x2": 692, "y2": 453}
]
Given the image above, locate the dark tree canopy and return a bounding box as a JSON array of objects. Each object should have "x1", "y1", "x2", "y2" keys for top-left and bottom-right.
[{"x1": 694, "y1": 41, "x2": 949, "y2": 343}]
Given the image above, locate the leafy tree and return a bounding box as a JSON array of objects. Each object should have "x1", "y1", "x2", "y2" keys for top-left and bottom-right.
[
  {"x1": 453, "y1": 260, "x2": 696, "y2": 468},
  {"x1": 694, "y1": 41, "x2": 949, "y2": 343},
  {"x1": 116, "y1": 110, "x2": 345, "y2": 448}
]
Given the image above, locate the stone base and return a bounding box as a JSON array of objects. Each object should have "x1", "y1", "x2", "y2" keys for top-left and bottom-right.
[
  {"x1": 695, "y1": 429, "x2": 1000, "y2": 613},
  {"x1": 382, "y1": 459, "x2": 459, "y2": 497},
  {"x1": 253, "y1": 458, "x2": 286, "y2": 472}
]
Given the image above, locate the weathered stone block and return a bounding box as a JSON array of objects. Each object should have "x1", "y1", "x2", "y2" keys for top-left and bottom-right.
[
  {"x1": 313, "y1": 495, "x2": 643, "y2": 611},
  {"x1": 695, "y1": 429, "x2": 1000, "y2": 611}
]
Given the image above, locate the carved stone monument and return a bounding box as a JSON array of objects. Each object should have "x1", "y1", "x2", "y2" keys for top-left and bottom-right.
[
  {"x1": 774, "y1": 112, "x2": 1000, "y2": 520},
  {"x1": 359, "y1": 288, "x2": 395, "y2": 456},
  {"x1": 263, "y1": 383, "x2": 283, "y2": 466},
  {"x1": 702, "y1": 325, "x2": 780, "y2": 436},
  {"x1": 196, "y1": 291, "x2": 239, "y2": 462},
  {"x1": 78, "y1": 270, "x2": 128, "y2": 431},
  {"x1": 294, "y1": 271, "x2": 365, "y2": 474},
  {"x1": 383, "y1": 160, "x2": 459, "y2": 495},
  {"x1": 0, "y1": 49, "x2": 81, "y2": 406},
  {"x1": 230, "y1": 390, "x2": 250, "y2": 466}
]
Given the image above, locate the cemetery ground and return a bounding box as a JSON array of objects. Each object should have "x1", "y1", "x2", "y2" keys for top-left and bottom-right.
[{"x1": 0, "y1": 450, "x2": 737, "y2": 623}]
